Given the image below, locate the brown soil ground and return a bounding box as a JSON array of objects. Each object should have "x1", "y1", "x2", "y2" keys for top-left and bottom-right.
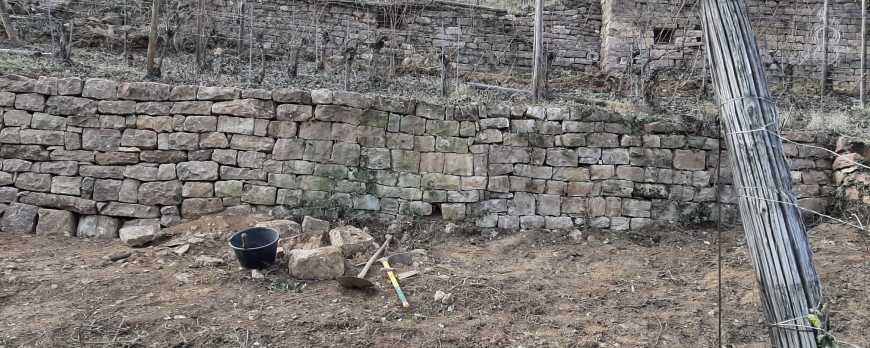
[{"x1": 0, "y1": 213, "x2": 868, "y2": 348}]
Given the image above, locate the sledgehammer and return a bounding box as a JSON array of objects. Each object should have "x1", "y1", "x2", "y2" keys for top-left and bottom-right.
[{"x1": 379, "y1": 252, "x2": 414, "y2": 308}]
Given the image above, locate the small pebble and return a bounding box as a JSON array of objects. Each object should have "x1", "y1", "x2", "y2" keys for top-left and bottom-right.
[{"x1": 441, "y1": 293, "x2": 455, "y2": 305}]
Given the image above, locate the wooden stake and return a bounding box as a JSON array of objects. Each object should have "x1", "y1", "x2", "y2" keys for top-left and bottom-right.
[
  {"x1": 0, "y1": 0, "x2": 20, "y2": 45},
  {"x1": 700, "y1": 0, "x2": 826, "y2": 347},
  {"x1": 146, "y1": 0, "x2": 159, "y2": 75},
  {"x1": 861, "y1": 0, "x2": 867, "y2": 108},
  {"x1": 195, "y1": 0, "x2": 204, "y2": 70},
  {"x1": 531, "y1": 0, "x2": 543, "y2": 103},
  {"x1": 248, "y1": 5, "x2": 253, "y2": 82}
]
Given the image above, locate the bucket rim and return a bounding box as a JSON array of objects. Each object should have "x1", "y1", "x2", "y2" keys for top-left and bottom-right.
[{"x1": 228, "y1": 227, "x2": 280, "y2": 251}]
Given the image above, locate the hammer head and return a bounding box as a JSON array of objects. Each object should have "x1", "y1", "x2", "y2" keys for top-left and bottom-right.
[{"x1": 380, "y1": 252, "x2": 414, "y2": 265}]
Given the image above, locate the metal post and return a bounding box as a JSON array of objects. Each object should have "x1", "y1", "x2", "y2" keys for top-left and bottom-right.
[{"x1": 531, "y1": 0, "x2": 543, "y2": 103}]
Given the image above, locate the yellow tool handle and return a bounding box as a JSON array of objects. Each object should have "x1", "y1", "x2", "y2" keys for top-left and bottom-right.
[{"x1": 382, "y1": 260, "x2": 409, "y2": 308}]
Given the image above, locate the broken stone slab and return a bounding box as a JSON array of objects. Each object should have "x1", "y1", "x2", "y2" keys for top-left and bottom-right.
[
  {"x1": 301, "y1": 216, "x2": 329, "y2": 234},
  {"x1": 35, "y1": 209, "x2": 78, "y2": 236},
  {"x1": 254, "y1": 220, "x2": 301, "y2": 239},
  {"x1": 287, "y1": 246, "x2": 344, "y2": 280},
  {"x1": 0, "y1": 202, "x2": 40, "y2": 233},
  {"x1": 286, "y1": 230, "x2": 329, "y2": 250},
  {"x1": 119, "y1": 225, "x2": 158, "y2": 247},
  {"x1": 328, "y1": 225, "x2": 373, "y2": 258}
]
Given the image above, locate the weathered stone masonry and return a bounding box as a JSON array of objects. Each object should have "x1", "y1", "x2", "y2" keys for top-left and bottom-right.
[
  {"x1": 204, "y1": 0, "x2": 867, "y2": 92},
  {"x1": 0, "y1": 75, "x2": 837, "y2": 237}
]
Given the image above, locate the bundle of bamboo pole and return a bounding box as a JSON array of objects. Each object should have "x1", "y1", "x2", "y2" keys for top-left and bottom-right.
[{"x1": 700, "y1": 0, "x2": 828, "y2": 347}]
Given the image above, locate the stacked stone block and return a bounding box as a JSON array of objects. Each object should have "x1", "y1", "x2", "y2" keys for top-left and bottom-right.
[{"x1": 0, "y1": 74, "x2": 839, "y2": 238}]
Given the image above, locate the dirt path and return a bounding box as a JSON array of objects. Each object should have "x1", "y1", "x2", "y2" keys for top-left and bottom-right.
[{"x1": 1, "y1": 214, "x2": 868, "y2": 347}]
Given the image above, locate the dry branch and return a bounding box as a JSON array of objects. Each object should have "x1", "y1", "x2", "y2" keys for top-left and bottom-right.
[
  {"x1": 0, "y1": 48, "x2": 50, "y2": 56},
  {"x1": 468, "y1": 82, "x2": 530, "y2": 94}
]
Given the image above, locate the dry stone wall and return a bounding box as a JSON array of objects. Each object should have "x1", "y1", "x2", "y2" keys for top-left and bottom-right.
[
  {"x1": 0, "y1": 74, "x2": 838, "y2": 238},
  {"x1": 600, "y1": 0, "x2": 865, "y2": 93},
  {"x1": 206, "y1": 0, "x2": 602, "y2": 73},
  {"x1": 202, "y1": 0, "x2": 867, "y2": 92}
]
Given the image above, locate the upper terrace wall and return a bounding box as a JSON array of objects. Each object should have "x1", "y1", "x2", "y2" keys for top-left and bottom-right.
[
  {"x1": 0, "y1": 75, "x2": 839, "y2": 238},
  {"x1": 206, "y1": 0, "x2": 602, "y2": 74},
  {"x1": 600, "y1": 0, "x2": 865, "y2": 93}
]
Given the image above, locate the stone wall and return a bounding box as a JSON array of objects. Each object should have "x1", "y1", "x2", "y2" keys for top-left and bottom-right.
[
  {"x1": 206, "y1": 0, "x2": 602, "y2": 73},
  {"x1": 600, "y1": 0, "x2": 865, "y2": 93},
  {"x1": 203, "y1": 0, "x2": 868, "y2": 93},
  {"x1": 833, "y1": 139, "x2": 870, "y2": 214},
  {"x1": 0, "y1": 74, "x2": 841, "y2": 237}
]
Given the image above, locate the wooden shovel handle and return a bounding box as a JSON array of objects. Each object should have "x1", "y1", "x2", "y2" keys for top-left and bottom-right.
[{"x1": 357, "y1": 235, "x2": 392, "y2": 278}]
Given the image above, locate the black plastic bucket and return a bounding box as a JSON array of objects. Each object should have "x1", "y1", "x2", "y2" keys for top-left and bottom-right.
[{"x1": 228, "y1": 227, "x2": 280, "y2": 269}]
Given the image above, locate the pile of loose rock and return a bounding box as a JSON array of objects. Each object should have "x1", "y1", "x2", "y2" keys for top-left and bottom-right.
[{"x1": 254, "y1": 216, "x2": 374, "y2": 280}]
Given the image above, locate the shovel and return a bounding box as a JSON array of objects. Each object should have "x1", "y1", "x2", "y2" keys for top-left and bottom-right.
[{"x1": 336, "y1": 235, "x2": 392, "y2": 289}]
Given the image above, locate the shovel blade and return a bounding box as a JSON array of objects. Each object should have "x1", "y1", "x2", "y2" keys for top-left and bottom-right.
[{"x1": 336, "y1": 276, "x2": 374, "y2": 289}]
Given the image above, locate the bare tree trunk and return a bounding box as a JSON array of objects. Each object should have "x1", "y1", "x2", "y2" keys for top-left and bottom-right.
[{"x1": 700, "y1": 0, "x2": 828, "y2": 347}]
